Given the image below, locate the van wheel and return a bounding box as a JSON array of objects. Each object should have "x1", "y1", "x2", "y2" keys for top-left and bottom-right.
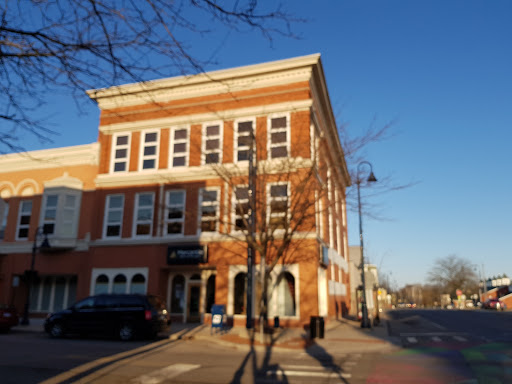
[
  {"x1": 49, "y1": 322, "x2": 65, "y2": 338},
  {"x1": 119, "y1": 324, "x2": 135, "y2": 341}
]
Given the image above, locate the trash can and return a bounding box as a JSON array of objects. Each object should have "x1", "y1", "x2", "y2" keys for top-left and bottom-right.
[
  {"x1": 310, "y1": 316, "x2": 324, "y2": 339},
  {"x1": 211, "y1": 304, "x2": 226, "y2": 334}
]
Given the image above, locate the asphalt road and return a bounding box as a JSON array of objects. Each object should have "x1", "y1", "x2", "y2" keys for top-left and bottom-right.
[{"x1": 2, "y1": 309, "x2": 512, "y2": 383}]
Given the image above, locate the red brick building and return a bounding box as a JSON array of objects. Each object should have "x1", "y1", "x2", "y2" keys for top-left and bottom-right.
[{"x1": 0, "y1": 54, "x2": 351, "y2": 327}]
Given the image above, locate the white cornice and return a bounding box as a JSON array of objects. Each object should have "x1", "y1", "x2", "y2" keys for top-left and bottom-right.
[
  {"x1": 99, "y1": 100, "x2": 312, "y2": 133},
  {"x1": 0, "y1": 143, "x2": 100, "y2": 173},
  {"x1": 87, "y1": 54, "x2": 320, "y2": 110}
]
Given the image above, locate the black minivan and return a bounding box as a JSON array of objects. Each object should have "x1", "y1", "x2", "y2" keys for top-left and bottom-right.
[{"x1": 44, "y1": 294, "x2": 171, "y2": 341}]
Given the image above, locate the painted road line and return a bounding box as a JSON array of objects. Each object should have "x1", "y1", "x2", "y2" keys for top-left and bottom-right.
[
  {"x1": 406, "y1": 337, "x2": 418, "y2": 343},
  {"x1": 267, "y1": 370, "x2": 351, "y2": 379},
  {"x1": 432, "y1": 336, "x2": 442, "y2": 342},
  {"x1": 453, "y1": 336, "x2": 467, "y2": 342},
  {"x1": 131, "y1": 364, "x2": 200, "y2": 384},
  {"x1": 279, "y1": 365, "x2": 335, "y2": 371}
]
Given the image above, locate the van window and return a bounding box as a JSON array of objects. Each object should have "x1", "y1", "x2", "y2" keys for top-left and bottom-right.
[
  {"x1": 74, "y1": 297, "x2": 95, "y2": 310},
  {"x1": 118, "y1": 295, "x2": 144, "y2": 307}
]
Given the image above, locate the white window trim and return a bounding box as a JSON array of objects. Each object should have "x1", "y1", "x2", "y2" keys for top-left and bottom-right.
[
  {"x1": 138, "y1": 130, "x2": 160, "y2": 171},
  {"x1": 103, "y1": 194, "x2": 124, "y2": 239},
  {"x1": 16, "y1": 200, "x2": 32, "y2": 241},
  {"x1": 169, "y1": 126, "x2": 190, "y2": 168},
  {"x1": 267, "y1": 182, "x2": 290, "y2": 229},
  {"x1": 132, "y1": 192, "x2": 155, "y2": 238},
  {"x1": 198, "y1": 187, "x2": 220, "y2": 234},
  {"x1": 232, "y1": 184, "x2": 249, "y2": 233},
  {"x1": 164, "y1": 190, "x2": 186, "y2": 237},
  {"x1": 110, "y1": 133, "x2": 131, "y2": 174},
  {"x1": 268, "y1": 264, "x2": 300, "y2": 319},
  {"x1": 267, "y1": 113, "x2": 291, "y2": 160},
  {"x1": 202, "y1": 121, "x2": 224, "y2": 165},
  {"x1": 90, "y1": 268, "x2": 148, "y2": 295},
  {"x1": 39, "y1": 189, "x2": 82, "y2": 239},
  {"x1": 234, "y1": 118, "x2": 256, "y2": 164}
]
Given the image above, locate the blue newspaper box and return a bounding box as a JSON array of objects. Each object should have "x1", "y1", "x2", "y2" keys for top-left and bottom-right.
[{"x1": 211, "y1": 304, "x2": 226, "y2": 333}]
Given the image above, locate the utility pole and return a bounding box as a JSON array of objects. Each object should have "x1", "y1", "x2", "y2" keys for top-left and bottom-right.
[{"x1": 246, "y1": 125, "x2": 256, "y2": 329}]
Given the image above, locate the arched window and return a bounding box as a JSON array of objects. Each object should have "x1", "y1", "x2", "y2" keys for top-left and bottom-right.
[
  {"x1": 130, "y1": 274, "x2": 146, "y2": 294},
  {"x1": 171, "y1": 275, "x2": 185, "y2": 313},
  {"x1": 112, "y1": 274, "x2": 127, "y2": 293},
  {"x1": 206, "y1": 275, "x2": 216, "y2": 313},
  {"x1": 234, "y1": 272, "x2": 247, "y2": 315},
  {"x1": 94, "y1": 274, "x2": 109, "y2": 294},
  {"x1": 277, "y1": 272, "x2": 296, "y2": 316}
]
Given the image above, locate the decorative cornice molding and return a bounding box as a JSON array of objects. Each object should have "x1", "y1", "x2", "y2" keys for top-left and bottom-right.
[
  {"x1": 0, "y1": 143, "x2": 100, "y2": 173},
  {"x1": 88, "y1": 54, "x2": 321, "y2": 109}
]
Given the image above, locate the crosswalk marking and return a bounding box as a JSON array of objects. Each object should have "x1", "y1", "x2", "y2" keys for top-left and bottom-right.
[
  {"x1": 453, "y1": 336, "x2": 467, "y2": 342},
  {"x1": 432, "y1": 336, "x2": 442, "y2": 342},
  {"x1": 407, "y1": 337, "x2": 418, "y2": 343},
  {"x1": 267, "y1": 370, "x2": 351, "y2": 379},
  {"x1": 131, "y1": 363, "x2": 200, "y2": 384}
]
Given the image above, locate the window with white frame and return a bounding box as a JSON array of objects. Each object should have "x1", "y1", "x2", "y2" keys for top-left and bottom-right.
[
  {"x1": 268, "y1": 115, "x2": 289, "y2": 159},
  {"x1": 133, "y1": 192, "x2": 154, "y2": 237},
  {"x1": 269, "y1": 183, "x2": 288, "y2": 229},
  {"x1": 203, "y1": 123, "x2": 223, "y2": 165},
  {"x1": 16, "y1": 200, "x2": 32, "y2": 240},
  {"x1": 104, "y1": 195, "x2": 124, "y2": 238},
  {"x1": 199, "y1": 189, "x2": 219, "y2": 233},
  {"x1": 235, "y1": 120, "x2": 254, "y2": 162},
  {"x1": 164, "y1": 190, "x2": 185, "y2": 235},
  {"x1": 40, "y1": 190, "x2": 81, "y2": 238},
  {"x1": 140, "y1": 131, "x2": 159, "y2": 170},
  {"x1": 111, "y1": 134, "x2": 130, "y2": 173},
  {"x1": 170, "y1": 127, "x2": 189, "y2": 167},
  {"x1": 233, "y1": 186, "x2": 249, "y2": 231}
]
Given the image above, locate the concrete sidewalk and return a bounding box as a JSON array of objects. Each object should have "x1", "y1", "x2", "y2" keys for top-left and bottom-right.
[{"x1": 12, "y1": 315, "x2": 400, "y2": 355}]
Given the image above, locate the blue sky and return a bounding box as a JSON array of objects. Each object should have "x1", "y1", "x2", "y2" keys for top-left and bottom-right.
[{"x1": 17, "y1": 1, "x2": 512, "y2": 287}]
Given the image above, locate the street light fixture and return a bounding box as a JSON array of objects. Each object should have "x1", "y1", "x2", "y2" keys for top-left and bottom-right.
[
  {"x1": 21, "y1": 226, "x2": 51, "y2": 326},
  {"x1": 356, "y1": 161, "x2": 377, "y2": 329}
]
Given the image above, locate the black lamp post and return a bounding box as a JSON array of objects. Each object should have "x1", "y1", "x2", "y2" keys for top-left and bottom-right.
[
  {"x1": 356, "y1": 161, "x2": 377, "y2": 329},
  {"x1": 21, "y1": 226, "x2": 50, "y2": 326}
]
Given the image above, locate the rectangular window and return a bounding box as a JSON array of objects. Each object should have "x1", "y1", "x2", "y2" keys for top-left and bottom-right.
[
  {"x1": 235, "y1": 120, "x2": 254, "y2": 162},
  {"x1": 170, "y1": 127, "x2": 189, "y2": 167},
  {"x1": 199, "y1": 189, "x2": 219, "y2": 233},
  {"x1": 61, "y1": 195, "x2": 78, "y2": 237},
  {"x1": 17, "y1": 200, "x2": 32, "y2": 239},
  {"x1": 269, "y1": 115, "x2": 289, "y2": 159},
  {"x1": 140, "y1": 131, "x2": 159, "y2": 170},
  {"x1": 42, "y1": 194, "x2": 58, "y2": 235},
  {"x1": 202, "y1": 123, "x2": 223, "y2": 165},
  {"x1": 104, "y1": 195, "x2": 124, "y2": 238},
  {"x1": 165, "y1": 190, "x2": 186, "y2": 235},
  {"x1": 133, "y1": 193, "x2": 154, "y2": 237},
  {"x1": 111, "y1": 134, "x2": 130, "y2": 173},
  {"x1": 233, "y1": 186, "x2": 249, "y2": 231},
  {"x1": 269, "y1": 184, "x2": 288, "y2": 229},
  {"x1": 0, "y1": 200, "x2": 9, "y2": 240}
]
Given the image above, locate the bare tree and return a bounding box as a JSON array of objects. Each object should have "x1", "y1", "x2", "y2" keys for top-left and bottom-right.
[
  {"x1": 209, "y1": 130, "x2": 334, "y2": 339},
  {"x1": 427, "y1": 254, "x2": 479, "y2": 298},
  {"x1": 0, "y1": 0, "x2": 299, "y2": 152}
]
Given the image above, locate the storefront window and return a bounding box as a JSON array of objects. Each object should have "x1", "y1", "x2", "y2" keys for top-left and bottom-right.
[
  {"x1": 234, "y1": 272, "x2": 246, "y2": 315},
  {"x1": 206, "y1": 275, "x2": 216, "y2": 313},
  {"x1": 113, "y1": 274, "x2": 127, "y2": 293},
  {"x1": 94, "y1": 274, "x2": 109, "y2": 294},
  {"x1": 171, "y1": 275, "x2": 185, "y2": 313},
  {"x1": 130, "y1": 274, "x2": 146, "y2": 294}
]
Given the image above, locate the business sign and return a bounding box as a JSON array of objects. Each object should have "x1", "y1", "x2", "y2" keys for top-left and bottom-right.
[{"x1": 167, "y1": 245, "x2": 207, "y2": 265}]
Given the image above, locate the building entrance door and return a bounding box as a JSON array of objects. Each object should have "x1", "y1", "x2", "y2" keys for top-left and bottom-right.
[{"x1": 187, "y1": 283, "x2": 201, "y2": 322}]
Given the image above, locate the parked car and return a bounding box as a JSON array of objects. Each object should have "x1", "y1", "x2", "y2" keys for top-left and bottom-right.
[
  {"x1": 0, "y1": 304, "x2": 19, "y2": 332},
  {"x1": 44, "y1": 294, "x2": 171, "y2": 340},
  {"x1": 482, "y1": 298, "x2": 505, "y2": 311}
]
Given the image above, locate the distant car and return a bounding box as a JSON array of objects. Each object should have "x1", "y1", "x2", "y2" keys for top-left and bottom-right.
[
  {"x1": 482, "y1": 298, "x2": 505, "y2": 311},
  {"x1": 0, "y1": 304, "x2": 19, "y2": 332},
  {"x1": 44, "y1": 294, "x2": 171, "y2": 340}
]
